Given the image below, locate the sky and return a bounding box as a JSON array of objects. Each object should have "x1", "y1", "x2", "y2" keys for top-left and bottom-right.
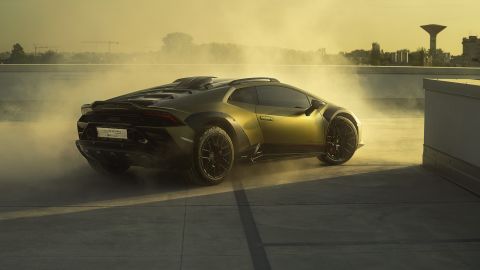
[{"x1": 0, "y1": 0, "x2": 478, "y2": 55}]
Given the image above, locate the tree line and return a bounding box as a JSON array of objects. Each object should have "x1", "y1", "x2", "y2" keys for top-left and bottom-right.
[{"x1": 0, "y1": 32, "x2": 450, "y2": 66}]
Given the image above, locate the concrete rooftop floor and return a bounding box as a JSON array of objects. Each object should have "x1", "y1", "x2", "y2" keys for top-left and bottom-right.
[{"x1": 1, "y1": 117, "x2": 479, "y2": 270}]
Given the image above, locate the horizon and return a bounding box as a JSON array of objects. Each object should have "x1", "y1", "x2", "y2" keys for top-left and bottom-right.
[{"x1": 1, "y1": 0, "x2": 479, "y2": 55}]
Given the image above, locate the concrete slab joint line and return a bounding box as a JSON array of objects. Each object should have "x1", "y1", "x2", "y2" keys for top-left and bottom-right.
[
  {"x1": 179, "y1": 191, "x2": 188, "y2": 270},
  {"x1": 233, "y1": 179, "x2": 271, "y2": 270}
]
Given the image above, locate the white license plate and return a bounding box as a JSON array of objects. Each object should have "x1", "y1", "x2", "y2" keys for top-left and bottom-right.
[{"x1": 96, "y1": 127, "x2": 128, "y2": 139}]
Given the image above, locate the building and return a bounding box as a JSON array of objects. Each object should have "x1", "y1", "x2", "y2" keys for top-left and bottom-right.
[
  {"x1": 408, "y1": 49, "x2": 428, "y2": 66},
  {"x1": 385, "y1": 50, "x2": 410, "y2": 65},
  {"x1": 317, "y1": 48, "x2": 326, "y2": 57},
  {"x1": 462, "y1": 36, "x2": 480, "y2": 66},
  {"x1": 395, "y1": 49, "x2": 409, "y2": 64}
]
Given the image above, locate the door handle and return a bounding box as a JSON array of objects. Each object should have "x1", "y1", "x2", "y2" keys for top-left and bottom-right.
[{"x1": 259, "y1": 115, "x2": 273, "y2": 121}]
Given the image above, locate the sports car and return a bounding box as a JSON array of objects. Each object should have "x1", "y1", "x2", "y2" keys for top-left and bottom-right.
[{"x1": 76, "y1": 76, "x2": 363, "y2": 185}]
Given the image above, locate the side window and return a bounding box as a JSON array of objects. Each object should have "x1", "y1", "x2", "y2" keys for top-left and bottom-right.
[
  {"x1": 257, "y1": 86, "x2": 310, "y2": 108},
  {"x1": 228, "y1": 87, "x2": 258, "y2": 104}
]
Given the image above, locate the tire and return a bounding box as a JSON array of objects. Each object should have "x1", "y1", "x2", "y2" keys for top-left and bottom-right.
[
  {"x1": 87, "y1": 158, "x2": 130, "y2": 175},
  {"x1": 318, "y1": 116, "x2": 358, "y2": 165},
  {"x1": 187, "y1": 126, "x2": 235, "y2": 185}
]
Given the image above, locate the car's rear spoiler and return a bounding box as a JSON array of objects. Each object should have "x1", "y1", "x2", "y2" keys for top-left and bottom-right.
[{"x1": 91, "y1": 101, "x2": 142, "y2": 111}]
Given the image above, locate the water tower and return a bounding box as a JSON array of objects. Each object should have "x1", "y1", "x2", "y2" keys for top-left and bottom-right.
[{"x1": 420, "y1": 24, "x2": 447, "y2": 55}]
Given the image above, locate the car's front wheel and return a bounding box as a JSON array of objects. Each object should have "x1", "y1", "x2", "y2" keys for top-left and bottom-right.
[
  {"x1": 187, "y1": 126, "x2": 235, "y2": 185},
  {"x1": 318, "y1": 116, "x2": 358, "y2": 165}
]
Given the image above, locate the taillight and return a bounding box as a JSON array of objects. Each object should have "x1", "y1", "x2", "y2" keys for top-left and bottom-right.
[{"x1": 142, "y1": 110, "x2": 183, "y2": 126}]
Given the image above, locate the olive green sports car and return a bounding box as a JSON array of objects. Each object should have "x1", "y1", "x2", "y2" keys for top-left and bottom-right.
[{"x1": 76, "y1": 76, "x2": 363, "y2": 185}]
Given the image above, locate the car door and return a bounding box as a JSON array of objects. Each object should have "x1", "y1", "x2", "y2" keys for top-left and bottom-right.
[
  {"x1": 255, "y1": 85, "x2": 324, "y2": 154},
  {"x1": 226, "y1": 86, "x2": 264, "y2": 147}
]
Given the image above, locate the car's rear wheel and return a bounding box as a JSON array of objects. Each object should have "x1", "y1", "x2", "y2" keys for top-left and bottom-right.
[
  {"x1": 318, "y1": 116, "x2": 358, "y2": 165},
  {"x1": 87, "y1": 158, "x2": 130, "y2": 175},
  {"x1": 187, "y1": 126, "x2": 235, "y2": 185}
]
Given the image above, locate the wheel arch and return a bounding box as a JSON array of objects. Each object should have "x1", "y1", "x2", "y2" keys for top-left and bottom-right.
[
  {"x1": 323, "y1": 105, "x2": 359, "y2": 133},
  {"x1": 184, "y1": 112, "x2": 251, "y2": 154},
  {"x1": 334, "y1": 112, "x2": 358, "y2": 132}
]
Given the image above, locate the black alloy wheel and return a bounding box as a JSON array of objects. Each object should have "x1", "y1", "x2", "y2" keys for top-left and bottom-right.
[
  {"x1": 319, "y1": 116, "x2": 358, "y2": 165},
  {"x1": 189, "y1": 126, "x2": 234, "y2": 185}
]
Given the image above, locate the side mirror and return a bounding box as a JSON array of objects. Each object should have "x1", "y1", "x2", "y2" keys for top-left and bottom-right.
[{"x1": 305, "y1": 99, "x2": 324, "y2": 116}]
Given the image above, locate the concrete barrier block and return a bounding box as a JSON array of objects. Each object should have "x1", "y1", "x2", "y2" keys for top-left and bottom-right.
[{"x1": 423, "y1": 78, "x2": 480, "y2": 195}]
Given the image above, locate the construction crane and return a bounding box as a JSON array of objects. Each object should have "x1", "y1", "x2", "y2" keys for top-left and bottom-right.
[
  {"x1": 33, "y1": 44, "x2": 57, "y2": 56},
  {"x1": 82, "y1": 41, "x2": 119, "y2": 53}
]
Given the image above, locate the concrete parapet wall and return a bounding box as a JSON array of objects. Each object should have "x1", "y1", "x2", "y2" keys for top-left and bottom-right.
[
  {"x1": 0, "y1": 65, "x2": 479, "y2": 120},
  {"x1": 0, "y1": 65, "x2": 479, "y2": 100},
  {"x1": 423, "y1": 78, "x2": 480, "y2": 194}
]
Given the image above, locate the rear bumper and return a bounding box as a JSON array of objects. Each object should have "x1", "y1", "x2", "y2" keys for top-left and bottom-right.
[
  {"x1": 76, "y1": 139, "x2": 191, "y2": 169},
  {"x1": 77, "y1": 140, "x2": 166, "y2": 167},
  {"x1": 76, "y1": 125, "x2": 195, "y2": 169}
]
